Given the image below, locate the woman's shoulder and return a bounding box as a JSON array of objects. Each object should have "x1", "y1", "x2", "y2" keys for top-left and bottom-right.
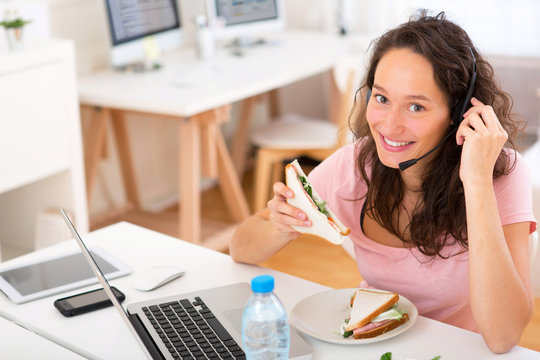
[
  {"x1": 492, "y1": 149, "x2": 529, "y2": 198},
  {"x1": 494, "y1": 148, "x2": 537, "y2": 232},
  {"x1": 495, "y1": 148, "x2": 529, "y2": 185},
  {"x1": 310, "y1": 138, "x2": 367, "y2": 177},
  {"x1": 324, "y1": 138, "x2": 368, "y2": 164},
  {"x1": 308, "y1": 138, "x2": 368, "y2": 194},
  {"x1": 308, "y1": 143, "x2": 353, "y2": 181}
]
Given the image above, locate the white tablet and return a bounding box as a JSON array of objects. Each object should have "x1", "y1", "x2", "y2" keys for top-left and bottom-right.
[{"x1": 0, "y1": 247, "x2": 132, "y2": 304}]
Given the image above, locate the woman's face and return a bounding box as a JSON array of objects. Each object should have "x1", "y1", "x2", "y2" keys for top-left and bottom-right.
[{"x1": 366, "y1": 48, "x2": 451, "y2": 170}]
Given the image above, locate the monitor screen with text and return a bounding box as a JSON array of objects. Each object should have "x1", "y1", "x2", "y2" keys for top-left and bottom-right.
[
  {"x1": 106, "y1": 0, "x2": 180, "y2": 45},
  {"x1": 215, "y1": 0, "x2": 278, "y2": 26}
]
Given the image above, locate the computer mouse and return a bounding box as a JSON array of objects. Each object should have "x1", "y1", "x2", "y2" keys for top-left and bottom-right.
[{"x1": 134, "y1": 266, "x2": 185, "y2": 292}]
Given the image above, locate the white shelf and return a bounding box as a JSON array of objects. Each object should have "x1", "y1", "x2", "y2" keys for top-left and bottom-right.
[{"x1": 0, "y1": 39, "x2": 88, "y2": 260}]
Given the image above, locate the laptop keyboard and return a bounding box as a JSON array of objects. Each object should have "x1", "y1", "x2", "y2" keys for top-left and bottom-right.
[{"x1": 143, "y1": 297, "x2": 246, "y2": 360}]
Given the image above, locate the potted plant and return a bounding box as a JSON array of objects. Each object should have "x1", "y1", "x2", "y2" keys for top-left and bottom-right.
[{"x1": 0, "y1": 9, "x2": 32, "y2": 50}]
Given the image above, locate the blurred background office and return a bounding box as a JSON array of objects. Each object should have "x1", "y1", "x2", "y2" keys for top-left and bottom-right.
[
  {"x1": 0, "y1": 0, "x2": 539, "y2": 282},
  {"x1": 2, "y1": 0, "x2": 534, "y2": 216}
]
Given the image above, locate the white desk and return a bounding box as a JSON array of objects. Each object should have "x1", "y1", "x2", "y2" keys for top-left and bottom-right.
[
  {"x1": 0, "y1": 222, "x2": 538, "y2": 359},
  {"x1": 0, "y1": 316, "x2": 86, "y2": 359},
  {"x1": 78, "y1": 30, "x2": 356, "y2": 247}
]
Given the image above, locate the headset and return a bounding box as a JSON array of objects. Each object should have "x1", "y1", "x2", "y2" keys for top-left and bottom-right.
[{"x1": 365, "y1": 48, "x2": 477, "y2": 170}]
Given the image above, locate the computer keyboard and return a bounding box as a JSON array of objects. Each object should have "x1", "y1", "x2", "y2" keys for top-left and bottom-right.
[{"x1": 143, "y1": 297, "x2": 245, "y2": 359}]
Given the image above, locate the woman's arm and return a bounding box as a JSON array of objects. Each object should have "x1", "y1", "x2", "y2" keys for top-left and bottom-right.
[
  {"x1": 465, "y1": 187, "x2": 533, "y2": 353},
  {"x1": 229, "y1": 182, "x2": 312, "y2": 264},
  {"x1": 458, "y1": 98, "x2": 533, "y2": 353}
]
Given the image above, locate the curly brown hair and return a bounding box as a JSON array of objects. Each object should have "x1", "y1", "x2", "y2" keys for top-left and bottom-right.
[{"x1": 352, "y1": 10, "x2": 525, "y2": 259}]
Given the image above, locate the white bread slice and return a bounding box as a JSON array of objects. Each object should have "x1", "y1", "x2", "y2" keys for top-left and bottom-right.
[
  {"x1": 345, "y1": 289, "x2": 399, "y2": 331},
  {"x1": 285, "y1": 160, "x2": 350, "y2": 245}
]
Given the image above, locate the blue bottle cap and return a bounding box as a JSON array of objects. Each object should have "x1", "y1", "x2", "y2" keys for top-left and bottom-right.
[{"x1": 251, "y1": 275, "x2": 274, "y2": 293}]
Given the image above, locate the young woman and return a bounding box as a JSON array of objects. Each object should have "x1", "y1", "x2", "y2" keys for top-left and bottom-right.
[{"x1": 229, "y1": 11, "x2": 536, "y2": 353}]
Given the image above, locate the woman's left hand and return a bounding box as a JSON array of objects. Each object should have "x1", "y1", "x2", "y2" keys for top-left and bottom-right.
[{"x1": 456, "y1": 97, "x2": 508, "y2": 186}]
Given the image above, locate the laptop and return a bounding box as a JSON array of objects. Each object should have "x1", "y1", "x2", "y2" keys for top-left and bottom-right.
[{"x1": 60, "y1": 209, "x2": 313, "y2": 360}]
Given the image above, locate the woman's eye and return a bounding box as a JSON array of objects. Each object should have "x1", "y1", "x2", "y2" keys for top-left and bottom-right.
[
  {"x1": 375, "y1": 95, "x2": 388, "y2": 104},
  {"x1": 408, "y1": 104, "x2": 424, "y2": 112}
]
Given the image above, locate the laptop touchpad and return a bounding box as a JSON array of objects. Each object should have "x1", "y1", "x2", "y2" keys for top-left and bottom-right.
[{"x1": 222, "y1": 308, "x2": 243, "y2": 334}]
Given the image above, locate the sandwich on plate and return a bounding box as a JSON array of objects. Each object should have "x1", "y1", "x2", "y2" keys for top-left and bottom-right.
[
  {"x1": 285, "y1": 159, "x2": 350, "y2": 245},
  {"x1": 341, "y1": 289, "x2": 409, "y2": 339}
]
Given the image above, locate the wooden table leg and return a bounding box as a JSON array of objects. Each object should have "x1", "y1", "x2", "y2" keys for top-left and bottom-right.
[
  {"x1": 82, "y1": 105, "x2": 109, "y2": 206},
  {"x1": 110, "y1": 109, "x2": 141, "y2": 208},
  {"x1": 230, "y1": 96, "x2": 257, "y2": 175},
  {"x1": 179, "y1": 117, "x2": 201, "y2": 243},
  {"x1": 200, "y1": 116, "x2": 219, "y2": 179},
  {"x1": 216, "y1": 128, "x2": 251, "y2": 221},
  {"x1": 268, "y1": 88, "x2": 280, "y2": 119}
]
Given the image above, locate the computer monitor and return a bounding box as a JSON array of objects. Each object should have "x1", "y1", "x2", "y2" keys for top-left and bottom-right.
[
  {"x1": 104, "y1": 0, "x2": 182, "y2": 69},
  {"x1": 205, "y1": 0, "x2": 286, "y2": 43}
]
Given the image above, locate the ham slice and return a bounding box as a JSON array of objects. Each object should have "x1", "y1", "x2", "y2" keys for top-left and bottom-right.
[
  {"x1": 351, "y1": 313, "x2": 410, "y2": 339},
  {"x1": 353, "y1": 319, "x2": 392, "y2": 336}
]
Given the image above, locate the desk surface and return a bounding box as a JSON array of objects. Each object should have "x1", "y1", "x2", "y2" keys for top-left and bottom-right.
[
  {"x1": 78, "y1": 30, "x2": 361, "y2": 117},
  {"x1": 0, "y1": 315, "x2": 86, "y2": 359},
  {"x1": 0, "y1": 222, "x2": 538, "y2": 359}
]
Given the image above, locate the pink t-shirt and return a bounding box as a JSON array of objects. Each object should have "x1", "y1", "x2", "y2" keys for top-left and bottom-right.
[{"x1": 308, "y1": 141, "x2": 537, "y2": 332}]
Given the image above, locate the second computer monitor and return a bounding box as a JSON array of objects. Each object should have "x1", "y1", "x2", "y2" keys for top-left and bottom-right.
[{"x1": 206, "y1": 0, "x2": 286, "y2": 41}]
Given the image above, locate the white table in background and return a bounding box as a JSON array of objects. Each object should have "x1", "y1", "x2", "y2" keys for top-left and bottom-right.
[
  {"x1": 0, "y1": 222, "x2": 538, "y2": 359},
  {"x1": 78, "y1": 30, "x2": 359, "y2": 247}
]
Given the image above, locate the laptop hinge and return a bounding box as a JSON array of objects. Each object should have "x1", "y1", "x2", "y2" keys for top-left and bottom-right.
[{"x1": 128, "y1": 313, "x2": 165, "y2": 360}]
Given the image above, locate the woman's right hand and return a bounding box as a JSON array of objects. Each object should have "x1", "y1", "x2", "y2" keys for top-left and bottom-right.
[{"x1": 267, "y1": 181, "x2": 312, "y2": 241}]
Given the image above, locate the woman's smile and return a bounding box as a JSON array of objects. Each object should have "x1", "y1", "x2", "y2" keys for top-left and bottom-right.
[{"x1": 380, "y1": 134, "x2": 415, "y2": 152}]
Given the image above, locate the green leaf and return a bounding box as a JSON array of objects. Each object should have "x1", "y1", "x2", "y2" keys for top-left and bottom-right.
[
  {"x1": 371, "y1": 308, "x2": 406, "y2": 322},
  {"x1": 315, "y1": 200, "x2": 330, "y2": 217},
  {"x1": 0, "y1": 19, "x2": 31, "y2": 28},
  {"x1": 379, "y1": 351, "x2": 440, "y2": 360},
  {"x1": 298, "y1": 174, "x2": 331, "y2": 217},
  {"x1": 342, "y1": 330, "x2": 353, "y2": 338}
]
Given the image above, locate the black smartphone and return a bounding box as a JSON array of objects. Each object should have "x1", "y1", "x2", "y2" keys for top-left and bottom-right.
[{"x1": 54, "y1": 287, "x2": 125, "y2": 317}]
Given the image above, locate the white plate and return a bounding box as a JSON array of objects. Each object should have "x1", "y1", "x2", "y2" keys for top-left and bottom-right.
[{"x1": 290, "y1": 288, "x2": 418, "y2": 345}]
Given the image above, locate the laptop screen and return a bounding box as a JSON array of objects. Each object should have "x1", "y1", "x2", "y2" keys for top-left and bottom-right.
[{"x1": 60, "y1": 208, "x2": 154, "y2": 359}]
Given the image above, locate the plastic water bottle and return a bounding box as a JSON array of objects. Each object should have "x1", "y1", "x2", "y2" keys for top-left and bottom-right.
[{"x1": 241, "y1": 275, "x2": 290, "y2": 359}]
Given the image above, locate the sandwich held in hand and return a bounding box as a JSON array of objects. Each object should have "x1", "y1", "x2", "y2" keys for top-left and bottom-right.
[
  {"x1": 341, "y1": 289, "x2": 409, "y2": 339},
  {"x1": 285, "y1": 160, "x2": 350, "y2": 245}
]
